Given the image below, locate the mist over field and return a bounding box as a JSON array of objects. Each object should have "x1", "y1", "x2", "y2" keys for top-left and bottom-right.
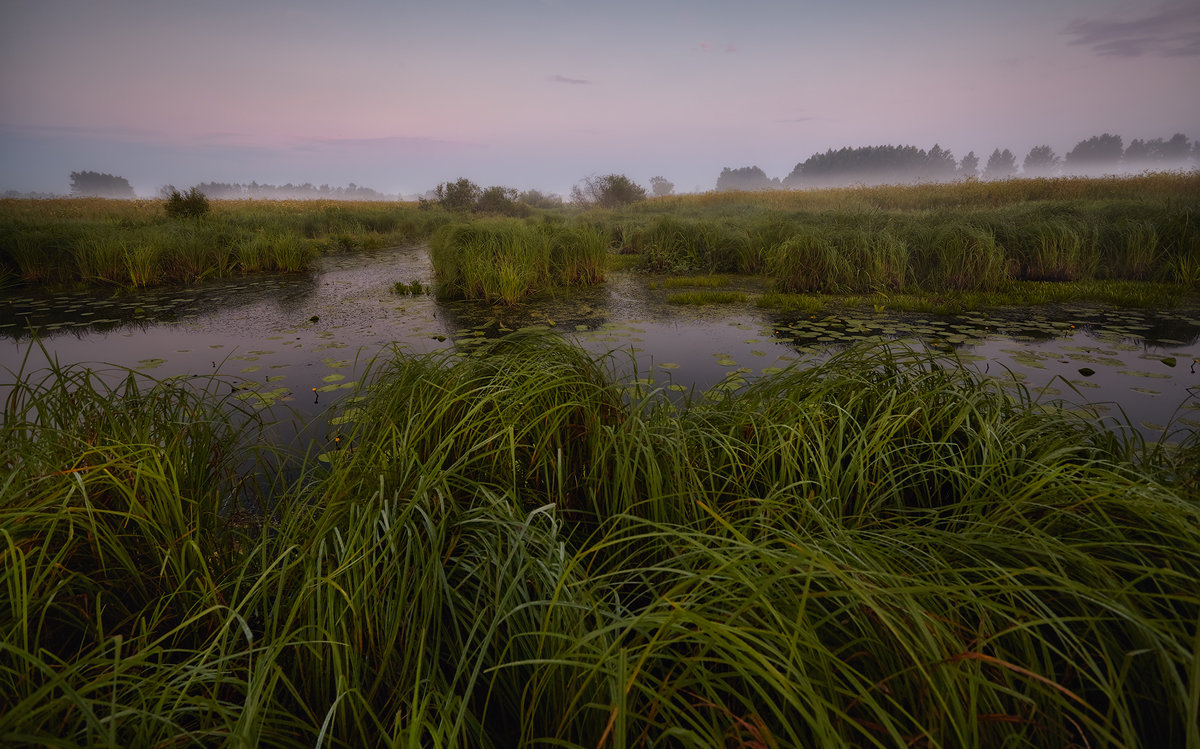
[{"x1": 2, "y1": 1, "x2": 1198, "y2": 197}]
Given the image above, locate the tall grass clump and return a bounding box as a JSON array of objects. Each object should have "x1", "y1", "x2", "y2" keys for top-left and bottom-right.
[
  {"x1": 430, "y1": 219, "x2": 605, "y2": 303},
  {"x1": 912, "y1": 223, "x2": 1011, "y2": 290},
  {"x1": 3, "y1": 333, "x2": 1198, "y2": 744},
  {"x1": 297, "y1": 335, "x2": 1200, "y2": 746},
  {"x1": 0, "y1": 354, "x2": 284, "y2": 745},
  {"x1": 629, "y1": 216, "x2": 756, "y2": 273},
  {"x1": 768, "y1": 227, "x2": 908, "y2": 292}
]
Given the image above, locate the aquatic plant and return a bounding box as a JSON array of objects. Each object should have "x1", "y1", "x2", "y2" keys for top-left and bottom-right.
[
  {"x1": 430, "y1": 219, "x2": 605, "y2": 304},
  {"x1": 4, "y1": 334, "x2": 1196, "y2": 746},
  {"x1": 665, "y1": 290, "x2": 747, "y2": 304}
]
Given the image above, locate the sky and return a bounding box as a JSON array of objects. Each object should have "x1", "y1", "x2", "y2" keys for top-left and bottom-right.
[{"x1": 1, "y1": 0, "x2": 1198, "y2": 197}]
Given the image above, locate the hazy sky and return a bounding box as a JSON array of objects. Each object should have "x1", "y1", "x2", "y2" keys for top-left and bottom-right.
[{"x1": 2, "y1": 0, "x2": 1197, "y2": 197}]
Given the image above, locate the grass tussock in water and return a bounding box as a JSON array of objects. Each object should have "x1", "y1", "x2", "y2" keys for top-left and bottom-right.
[
  {"x1": 430, "y1": 219, "x2": 606, "y2": 303},
  {"x1": 3, "y1": 332, "x2": 1198, "y2": 747},
  {"x1": 665, "y1": 290, "x2": 747, "y2": 305}
]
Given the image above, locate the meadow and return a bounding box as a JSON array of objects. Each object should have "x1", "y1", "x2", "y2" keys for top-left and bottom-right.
[
  {"x1": 3, "y1": 173, "x2": 1198, "y2": 307},
  {"x1": 0, "y1": 199, "x2": 447, "y2": 287},
  {"x1": 3, "y1": 334, "x2": 1198, "y2": 747},
  {"x1": 3, "y1": 175, "x2": 1199, "y2": 746}
]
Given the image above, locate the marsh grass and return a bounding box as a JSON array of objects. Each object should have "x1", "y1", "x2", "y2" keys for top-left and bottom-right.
[
  {"x1": 4, "y1": 333, "x2": 1197, "y2": 746},
  {"x1": 665, "y1": 290, "x2": 747, "y2": 304},
  {"x1": 597, "y1": 174, "x2": 1198, "y2": 299},
  {"x1": 430, "y1": 219, "x2": 606, "y2": 303},
  {"x1": 759, "y1": 278, "x2": 1192, "y2": 315},
  {"x1": 0, "y1": 198, "x2": 445, "y2": 288},
  {"x1": 653, "y1": 274, "x2": 733, "y2": 289}
]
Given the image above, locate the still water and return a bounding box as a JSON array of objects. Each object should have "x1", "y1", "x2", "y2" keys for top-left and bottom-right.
[{"x1": 3, "y1": 244, "x2": 1198, "y2": 444}]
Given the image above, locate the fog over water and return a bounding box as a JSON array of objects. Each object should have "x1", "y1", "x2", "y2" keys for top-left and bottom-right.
[{"x1": 2, "y1": 1, "x2": 1198, "y2": 197}]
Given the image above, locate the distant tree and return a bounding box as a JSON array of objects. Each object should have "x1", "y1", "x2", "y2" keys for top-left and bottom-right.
[
  {"x1": 717, "y1": 166, "x2": 775, "y2": 191},
  {"x1": 982, "y1": 148, "x2": 1017, "y2": 180},
  {"x1": 1022, "y1": 145, "x2": 1060, "y2": 177},
  {"x1": 474, "y1": 185, "x2": 526, "y2": 216},
  {"x1": 1064, "y1": 133, "x2": 1123, "y2": 173},
  {"x1": 783, "y1": 145, "x2": 943, "y2": 187},
  {"x1": 164, "y1": 186, "x2": 211, "y2": 218},
  {"x1": 922, "y1": 144, "x2": 957, "y2": 181},
  {"x1": 70, "y1": 170, "x2": 135, "y2": 198},
  {"x1": 1159, "y1": 133, "x2": 1192, "y2": 161},
  {"x1": 1125, "y1": 133, "x2": 1193, "y2": 169},
  {"x1": 434, "y1": 178, "x2": 482, "y2": 211},
  {"x1": 649, "y1": 175, "x2": 675, "y2": 197},
  {"x1": 957, "y1": 151, "x2": 979, "y2": 179},
  {"x1": 570, "y1": 174, "x2": 647, "y2": 208},
  {"x1": 1123, "y1": 138, "x2": 1153, "y2": 164},
  {"x1": 517, "y1": 189, "x2": 562, "y2": 209}
]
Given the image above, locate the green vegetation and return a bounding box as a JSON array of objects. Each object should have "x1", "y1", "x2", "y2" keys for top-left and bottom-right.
[
  {"x1": 570, "y1": 173, "x2": 648, "y2": 208},
  {"x1": 3, "y1": 174, "x2": 1197, "y2": 309},
  {"x1": 759, "y1": 279, "x2": 1194, "y2": 316},
  {"x1": 391, "y1": 278, "x2": 427, "y2": 296},
  {"x1": 665, "y1": 289, "x2": 747, "y2": 304},
  {"x1": 3, "y1": 333, "x2": 1198, "y2": 746},
  {"x1": 429, "y1": 219, "x2": 606, "y2": 304},
  {"x1": 0, "y1": 198, "x2": 449, "y2": 288},
  {"x1": 605, "y1": 172, "x2": 1200, "y2": 299},
  {"x1": 163, "y1": 186, "x2": 211, "y2": 219},
  {"x1": 654, "y1": 274, "x2": 733, "y2": 289}
]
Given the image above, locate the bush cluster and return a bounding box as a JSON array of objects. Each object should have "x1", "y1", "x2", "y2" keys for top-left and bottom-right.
[{"x1": 163, "y1": 186, "x2": 211, "y2": 218}]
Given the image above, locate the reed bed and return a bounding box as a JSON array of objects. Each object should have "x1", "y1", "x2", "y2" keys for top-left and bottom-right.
[
  {"x1": 430, "y1": 219, "x2": 606, "y2": 303},
  {"x1": 0, "y1": 198, "x2": 447, "y2": 288},
  {"x1": 3, "y1": 333, "x2": 1197, "y2": 747},
  {"x1": 608, "y1": 174, "x2": 1200, "y2": 295}
]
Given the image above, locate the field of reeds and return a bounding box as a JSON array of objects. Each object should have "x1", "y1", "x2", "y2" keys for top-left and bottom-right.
[
  {"x1": 605, "y1": 173, "x2": 1200, "y2": 294},
  {"x1": 0, "y1": 198, "x2": 447, "y2": 288},
  {"x1": 3, "y1": 333, "x2": 1197, "y2": 747},
  {"x1": 3, "y1": 173, "x2": 1197, "y2": 304}
]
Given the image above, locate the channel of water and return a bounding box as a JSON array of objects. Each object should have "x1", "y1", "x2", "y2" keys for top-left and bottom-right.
[{"x1": 3, "y1": 244, "x2": 1198, "y2": 449}]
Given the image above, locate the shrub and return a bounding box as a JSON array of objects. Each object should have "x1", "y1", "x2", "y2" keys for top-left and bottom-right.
[
  {"x1": 570, "y1": 174, "x2": 647, "y2": 208},
  {"x1": 164, "y1": 187, "x2": 211, "y2": 219},
  {"x1": 434, "y1": 178, "x2": 482, "y2": 211}
]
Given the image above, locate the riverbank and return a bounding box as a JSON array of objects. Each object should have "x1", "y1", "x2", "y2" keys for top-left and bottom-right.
[{"x1": 4, "y1": 173, "x2": 1198, "y2": 308}]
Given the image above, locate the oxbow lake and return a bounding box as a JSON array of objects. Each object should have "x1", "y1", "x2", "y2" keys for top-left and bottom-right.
[{"x1": 3, "y1": 244, "x2": 1199, "y2": 448}]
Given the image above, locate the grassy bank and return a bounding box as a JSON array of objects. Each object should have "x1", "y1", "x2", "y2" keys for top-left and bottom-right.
[
  {"x1": 0, "y1": 198, "x2": 448, "y2": 288},
  {"x1": 607, "y1": 173, "x2": 1200, "y2": 293},
  {"x1": 3, "y1": 333, "x2": 1197, "y2": 747}
]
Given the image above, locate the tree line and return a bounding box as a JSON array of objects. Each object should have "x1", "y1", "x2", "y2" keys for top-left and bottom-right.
[
  {"x1": 175, "y1": 181, "x2": 395, "y2": 201},
  {"x1": 718, "y1": 133, "x2": 1198, "y2": 191}
]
